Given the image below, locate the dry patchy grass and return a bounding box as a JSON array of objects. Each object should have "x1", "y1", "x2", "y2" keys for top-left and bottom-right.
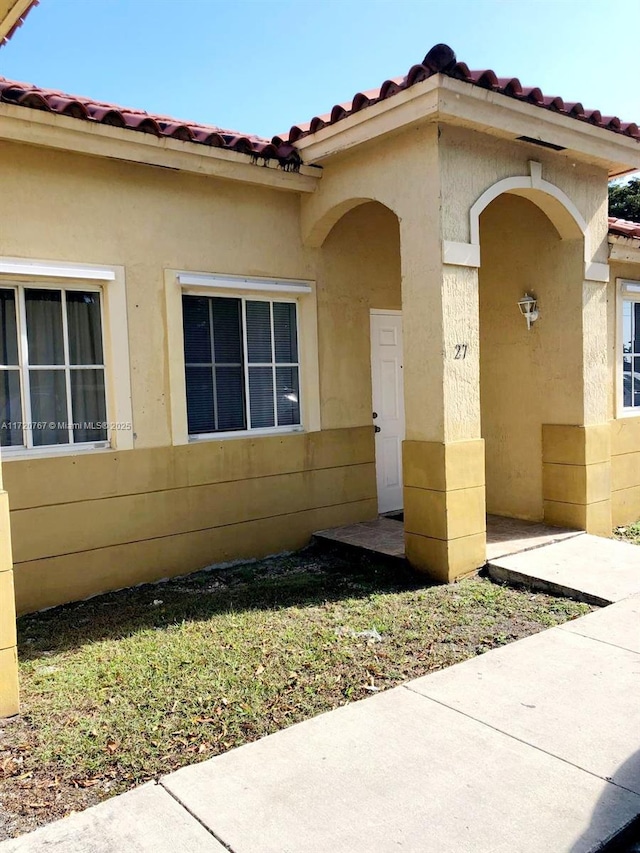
[{"x1": 0, "y1": 547, "x2": 591, "y2": 839}]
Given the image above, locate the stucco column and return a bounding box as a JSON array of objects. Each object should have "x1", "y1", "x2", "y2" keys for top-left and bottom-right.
[
  {"x1": 0, "y1": 454, "x2": 19, "y2": 717},
  {"x1": 400, "y1": 212, "x2": 486, "y2": 582},
  {"x1": 542, "y1": 276, "x2": 612, "y2": 536}
]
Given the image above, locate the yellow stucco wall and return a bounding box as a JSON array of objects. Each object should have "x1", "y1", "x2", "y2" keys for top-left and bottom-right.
[
  {"x1": 0, "y1": 141, "x2": 315, "y2": 449},
  {"x1": 479, "y1": 194, "x2": 584, "y2": 520},
  {"x1": 611, "y1": 417, "x2": 640, "y2": 525},
  {"x1": 0, "y1": 142, "x2": 411, "y2": 612},
  {"x1": 4, "y1": 428, "x2": 376, "y2": 614},
  {"x1": 0, "y1": 463, "x2": 18, "y2": 713},
  {"x1": 608, "y1": 260, "x2": 640, "y2": 525},
  {"x1": 439, "y1": 125, "x2": 609, "y2": 255}
]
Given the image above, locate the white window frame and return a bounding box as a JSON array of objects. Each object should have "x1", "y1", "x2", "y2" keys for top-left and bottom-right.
[
  {"x1": 0, "y1": 280, "x2": 108, "y2": 451},
  {"x1": 166, "y1": 270, "x2": 321, "y2": 445},
  {"x1": 0, "y1": 257, "x2": 133, "y2": 459},
  {"x1": 617, "y1": 278, "x2": 640, "y2": 418},
  {"x1": 183, "y1": 292, "x2": 303, "y2": 440}
]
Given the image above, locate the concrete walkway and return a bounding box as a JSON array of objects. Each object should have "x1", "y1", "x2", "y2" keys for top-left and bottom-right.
[
  {"x1": 488, "y1": 533, "x2": 640, "y2": 605},
  {"x1": 2, "y1": 543, "x2": 640, "y2": 852}
]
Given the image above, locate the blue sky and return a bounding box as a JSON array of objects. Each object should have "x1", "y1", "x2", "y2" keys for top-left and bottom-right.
[{"x1": 0, "y1": 0, "x2": 638, "y2": 141}]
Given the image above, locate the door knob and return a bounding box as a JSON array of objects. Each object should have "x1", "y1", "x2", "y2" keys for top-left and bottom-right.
[
  {"x1": 372, "y1": 412, "x2": 378, "y2": 419},
  {"x1": 374, "y1": 425, "x2": 381, "y2": 433}
]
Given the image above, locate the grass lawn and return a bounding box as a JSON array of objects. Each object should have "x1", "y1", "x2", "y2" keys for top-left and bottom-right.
[{"x1": 0, "y1": 546, "x2": 591, "y2": 839}]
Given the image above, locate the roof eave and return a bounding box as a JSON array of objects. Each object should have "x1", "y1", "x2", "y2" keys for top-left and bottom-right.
[
  {"x1": 294, "y1": 74, "x2": 640, "y2": 178},
  {"x1": 609, "y1": 233, "x2": 640, "y2": 263},
  {"x1": 0, "y1": 0, "x2": 36, "y2": 46},
  {"x1": 0, "y1": 101, "x2": 321, "y2": 193}
]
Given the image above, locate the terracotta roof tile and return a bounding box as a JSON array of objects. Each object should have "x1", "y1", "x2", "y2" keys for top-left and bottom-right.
[
  {"x1": 1, "y1": 42, "x2": 638, "y2": 167},
  {"x1": 0, "y1": 0, "x2": 38, "y2": 47},
  {"x1": 286, "y1": 43, "x2": 640, "y2": 145},
  {"x1": 0, "y1": 76, "x2": 301, "y2": 167},
  {"x1": 608, "y1": 216, "x2": 640, "y2": 240}
]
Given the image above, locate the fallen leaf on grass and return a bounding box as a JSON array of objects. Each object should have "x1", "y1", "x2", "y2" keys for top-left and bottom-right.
[
  {"x1": 0, "y1": 757, "x2": 20, "y2": 776},
  {"x1": 73, "y1": 778, "x2": 101, "y2": 789}
]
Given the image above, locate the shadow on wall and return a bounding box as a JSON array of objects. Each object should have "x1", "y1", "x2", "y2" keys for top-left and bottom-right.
[{"x1": 570, "y1": 748, "x2": 640, "y2": 852}]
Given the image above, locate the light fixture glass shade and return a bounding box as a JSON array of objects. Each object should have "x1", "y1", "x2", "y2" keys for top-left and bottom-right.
[{"x1": 518, "y1": 293, "x2": 539, "y2": 330}]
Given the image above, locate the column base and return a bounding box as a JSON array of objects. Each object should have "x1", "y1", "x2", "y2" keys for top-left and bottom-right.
[
  {"x1": 405, "y1": 531, "x2": 486, "y2": 583},
  {"x1": 403, "y1": 439, "x2": 486, "y2": 582},
  {"x1": 542, "y1": 424, "x2": 612, "y2": 537},
  {"x1": 0, "y1": 646, "x2": 19, "y2": 717},
  {"x1": 0, "y1": 490, "x2": 18, "y2": 717}
]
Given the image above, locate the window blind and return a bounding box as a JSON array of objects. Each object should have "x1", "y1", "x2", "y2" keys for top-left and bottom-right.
[{"x1": 182, "y1": 294, "x2": 300, "y2": 435}]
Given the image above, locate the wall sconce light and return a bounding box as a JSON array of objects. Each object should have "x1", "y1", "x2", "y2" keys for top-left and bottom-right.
[{"x1": 518, "y1": 293, "x2": 539, "y2": 330}]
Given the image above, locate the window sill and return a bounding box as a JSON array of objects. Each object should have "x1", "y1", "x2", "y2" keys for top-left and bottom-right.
[
  {"x1": 1, "y1": 442, "x2": 112, "y2": 462},
  {"x1": 188, "y1": 426, "x2": 305, "y2": 443},
  {"x1": 616, "y1": 409, "x2": 640, "y2": 420}
]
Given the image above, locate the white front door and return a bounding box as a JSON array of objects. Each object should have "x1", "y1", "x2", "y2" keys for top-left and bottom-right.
[{"x1": 370, "y1": 311, "x2": 405, "y2": 514}]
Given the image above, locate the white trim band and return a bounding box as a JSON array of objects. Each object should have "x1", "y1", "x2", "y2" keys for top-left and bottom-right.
[
  {"x1": 177, "y1": 272, "x2": 313, "y2": 294},
  {"x1": 442, "y1": 241, "x2": 481, "y2": 268},
  {"x1": 584, "y1": 262, "x2": 610, "y2": 283},
  {"x1": 0, "y1": 258, "x2": 116, "y2": 281}
]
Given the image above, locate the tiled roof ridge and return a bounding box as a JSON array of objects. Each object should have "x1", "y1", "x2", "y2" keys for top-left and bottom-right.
[
  {"x1": 1, "y1": 43, "x2": 638, "y2": 167},
  {"x1": 0, "y1": 74, "x2": 301, "y2": 167},
  {"x1": 0, "y1": 0, "x2": 38, "y2": 47},
  {"x1": 286, "y1": 43, "x2": 640, "y2": 144},
  {"x1": 608, "y1": 216, "x2": 640, "y2": 240}
]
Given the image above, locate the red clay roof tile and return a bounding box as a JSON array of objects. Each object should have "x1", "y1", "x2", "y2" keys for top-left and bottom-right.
[
  {"x1": 0, "y1": 42, "x2": 638, "y2": 167},
  {"x1": 609, "y1": 216, "x2": 640, "y2": 240},
  {"x1": 0, "y1": 75, "x2": 301, "y2": 167},
  {"x1": 286, "y1": 43, "x2": 640, "y2": 145}
]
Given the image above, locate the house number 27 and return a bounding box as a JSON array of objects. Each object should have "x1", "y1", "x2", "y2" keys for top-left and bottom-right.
[{"x1": 454, "y1": 344, "x2": 468, "y2": 360}]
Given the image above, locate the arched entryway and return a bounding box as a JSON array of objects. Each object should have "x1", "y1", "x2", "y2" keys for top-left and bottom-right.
[
  {"x1": 317, "y1": 200, "x2": 403, "y2": 515},
  {"x1": 478, "y1": 192, "x2": 584, "y2": 522}
]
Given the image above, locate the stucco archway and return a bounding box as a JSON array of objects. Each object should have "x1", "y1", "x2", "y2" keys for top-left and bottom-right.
[
  {"x1": 316, "y1": 201, "x2": 403, "y2": 513},
  {"x1": 470, "y1": 167, "x2": 587, "y2": 247},
  {"x1": 478, "y1": 189, "x2": 585, "y2": 522},
  {"x1": 303, "y1": 197, "x2": 386, "y2": 249}
]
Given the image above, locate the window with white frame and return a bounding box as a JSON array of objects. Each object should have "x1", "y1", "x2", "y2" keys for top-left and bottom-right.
[
  {"x1": 182, "y1": 294, "x2": 301, "y2": 435},
  {"x1": 621, "y1": 280, "x2": 640, "y2": 412},
  {"x1": 0, "y1": 284, "x2": 108, "y2": 449}
]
